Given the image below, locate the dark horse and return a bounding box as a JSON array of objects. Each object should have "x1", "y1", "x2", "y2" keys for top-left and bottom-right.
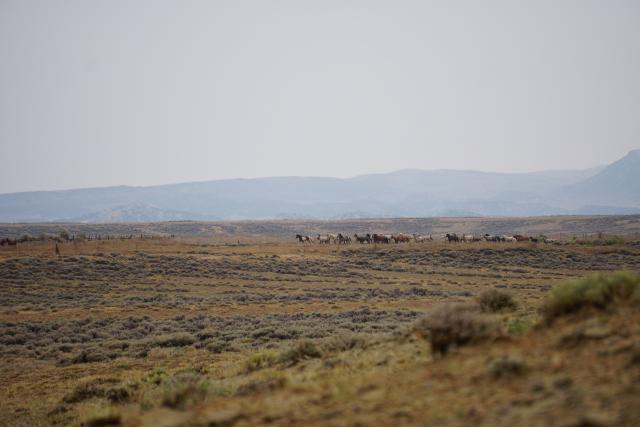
[
  {"x1": 445, "y1": 233, "x2": 460, "y2": 243},
  {"x1": 353, "y1": 234, "x2": 371, "y2": 244},
  {"x1": 337, "y1": 233, "x2": 351, "y2": 244},
  {"x1": 1, "y1": 238, "x2": 17, "y2": 246},
  {"x1": 372, "y1": 234, "x2": 391, "y2": 244}
]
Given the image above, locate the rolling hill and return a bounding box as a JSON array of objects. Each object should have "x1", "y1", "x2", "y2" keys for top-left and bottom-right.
[{"x1": 0, "y1": 151, "x2": 637, "y2": 222}]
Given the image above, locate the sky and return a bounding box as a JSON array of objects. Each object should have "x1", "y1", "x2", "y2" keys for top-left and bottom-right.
[{"x1": 1, "y1": 0, "x2": 639, "y2": 194}]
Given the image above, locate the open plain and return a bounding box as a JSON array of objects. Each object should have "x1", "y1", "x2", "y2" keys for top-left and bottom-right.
[{"x1": 1, "y1": 217, "x2": 640, "y2": 426}]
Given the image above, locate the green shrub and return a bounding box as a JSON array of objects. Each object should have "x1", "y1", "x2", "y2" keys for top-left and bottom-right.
[
  {"x1": 321, "y1": 333, "x2": 367, "y2": 353},
  {"x1": 414, "y1": 303, "x2": 499, "y2": 356},
  {"x1": 153, "y1": 333, "x2": 196, "y2": 348},
  {"x1": 279, "y1": 340, "x2": 322, "y2": 365},
  {"x1": 244, "y1": 350, "x2": 278, "y2": 372},
  {"x1": 161, "y1": 372, "x2": 218, "y2": 410},
  {"x1": 477, "y1": 289, "x2": 517, "y2": 313},
  {"x1": 542, "y1": 271, "x2": 640, "y2": 323}
]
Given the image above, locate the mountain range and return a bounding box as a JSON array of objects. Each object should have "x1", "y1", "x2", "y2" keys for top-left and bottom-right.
[{"x1": 1, "y1": 150, "x2": 639, "y2": 222}]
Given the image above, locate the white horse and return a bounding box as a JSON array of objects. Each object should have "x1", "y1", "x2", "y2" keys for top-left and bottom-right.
[
  {"x1": 317, "y1": 234, "x2": 331, "y2": 244},
  {"x1": 413, "y1": 234, "x2": 432, "y2": 243},
  {"x1": 502, "y1": 236, "x2": 517, "y2": 242}
]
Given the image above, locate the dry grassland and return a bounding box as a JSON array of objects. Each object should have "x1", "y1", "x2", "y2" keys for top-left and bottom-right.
[{"x1": 1, "y1": 228, "x2": 640, "y2": 426}]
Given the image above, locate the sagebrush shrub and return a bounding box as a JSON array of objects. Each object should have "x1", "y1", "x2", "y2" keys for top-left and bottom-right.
[
  {"x1": 244, "y1": 350, "x2": 278, "y2": 372},
  {"x1": 153, "y1": 333, "x2": 196, "y2": 348},
  {"x1": 278, "y1": 340, "x2": 322, "y2": 365},
  {"x1": 414, "y1": 303, "x2": 498, "y2": 356},
  {"x1": 477, "y1": 289, "x2": 517, "y2": 313},
  {"x1": 321, "y1": 333, "x2": 366, "y2": 353},
  {"x1": 161, "y1": 372, "x2": 214, "y2": 410}
]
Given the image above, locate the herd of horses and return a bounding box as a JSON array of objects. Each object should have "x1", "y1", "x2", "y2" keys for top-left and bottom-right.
[
  {"x1": 445, "y1": 233, "x2": 544, "y2": 243},
  {"x1": 296, "y1": 233, "x2": 430, "y2": 244},
  {"x1": 296, "y1": 233, "x2": 547, "y2": 244}
]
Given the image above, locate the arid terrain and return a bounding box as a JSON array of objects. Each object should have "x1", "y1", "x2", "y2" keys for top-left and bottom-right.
[{"x1": 1, "y1": 217, "x2": 640, "y2": 426}]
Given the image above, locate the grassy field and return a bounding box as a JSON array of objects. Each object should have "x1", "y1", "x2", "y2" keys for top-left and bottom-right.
[{"x1": 1, "y1": 223, "x2": 640, "y2": 426}]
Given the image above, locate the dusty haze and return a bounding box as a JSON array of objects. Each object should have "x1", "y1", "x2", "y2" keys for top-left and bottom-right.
[{"x1": 1, "y1": 0, "x2": 639, "y2": 193}]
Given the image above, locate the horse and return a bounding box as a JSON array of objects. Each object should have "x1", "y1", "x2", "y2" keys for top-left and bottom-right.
[
  {"x1": 317, "y1": 234, "x2": 331, "y2": 244},
  {"x1": 295, "y1": 234, "x2": 312, "y2": 243},
  {"x1": 336, "y1": 233, "x2": 351, "y2": 244},
  {"x1": 327, "y1": 233, "x2": 339, "y2": 243},
  {"x1": 483, "y1": 234, "x2": 501, "y2": 242},
  {"x1": 353, "y1": 234, "x2": 371, "y2": 244},
  {"x1": 372, "y1": 234, "x2": 391, "y2": 244},
  {"x1": 461, "y1": 234, "x2": 475, "y2": 243},
  {"x1": 393, "y1": 234, "x2": 411, "y2": 243},
  {"x1": 502, "y1": 236, "x2": 517, "y2": 242},
  {"x1": 529, "y1": 236, "x2": 539, "y2": 243},
  {"x1": 513, "y1": 235, "x2": 529, "y2": 242},
  {"x1": 413, "y1": 234, "x2": 432, "y2": 243},
  {"x1": 445, "y1": 233, "x2": 459, "y2": 243}
]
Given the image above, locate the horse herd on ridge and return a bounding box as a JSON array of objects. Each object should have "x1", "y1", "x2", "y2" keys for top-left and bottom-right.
[{"x1": 296, "y1": 233, "x2": 548, "y2": 244}]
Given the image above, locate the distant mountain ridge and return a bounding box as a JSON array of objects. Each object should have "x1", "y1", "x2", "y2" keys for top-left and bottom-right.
[{"x1": 0, "y1": 151, "x2": 638, "y2": 222}]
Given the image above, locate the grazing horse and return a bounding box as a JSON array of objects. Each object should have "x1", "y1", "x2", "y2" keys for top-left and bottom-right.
[
  {"x1": 513, "y1": 235, "x2": 529, "y2": 242},
  {"x1": 317, "y1": 234, "x2": 331, "y2": 244},
  {"x1": 445, "y1": 233, "x2": 459, "y2": 243},
  {"x1": 295, "y1": 234, "x2": 312, "y2": 243},
  {"x1": 353, "y1": 234, "x2": 371, "y2": 244}
]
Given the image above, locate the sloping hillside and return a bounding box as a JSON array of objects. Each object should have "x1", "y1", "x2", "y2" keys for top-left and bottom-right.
[{"x1": 557, "y1": 149, "x2": 640, "y2": 208}]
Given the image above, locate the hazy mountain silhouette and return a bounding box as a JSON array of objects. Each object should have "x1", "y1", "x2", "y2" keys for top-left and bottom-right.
[
  {"x1": 0, "y1": 151, "x2": 637, "y2": 222},
  {"x1": 553, "y1": 149, "x2": 640, "y2": 209}
]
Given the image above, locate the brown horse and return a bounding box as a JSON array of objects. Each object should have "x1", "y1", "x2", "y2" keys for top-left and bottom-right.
[
  {"x1": 513, "y1": 235, "x2": 529, "y2": 242},
  {"x1": 393, "y1": 234, "x2": 412, "y2": 243},
  {"x1": 372, "y1": 234, "x2": 391, "y2": 244}
]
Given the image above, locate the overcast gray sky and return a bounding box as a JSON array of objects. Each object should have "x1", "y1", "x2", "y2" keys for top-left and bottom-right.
[{"x1": 1, "y1": 0, "x2": 639, "y2": 193}]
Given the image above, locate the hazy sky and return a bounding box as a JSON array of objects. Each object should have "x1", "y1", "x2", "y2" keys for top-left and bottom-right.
[{"x1": 1, "y1": 1, "x2": 639, "y2": 193}]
